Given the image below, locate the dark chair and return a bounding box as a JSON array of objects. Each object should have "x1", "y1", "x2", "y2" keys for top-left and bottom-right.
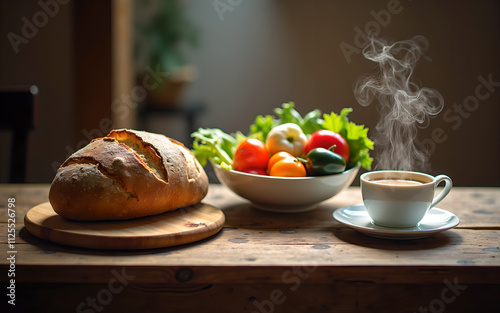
[{"x1": 0, "y1": 86, "x2": 38, "y2": 183}]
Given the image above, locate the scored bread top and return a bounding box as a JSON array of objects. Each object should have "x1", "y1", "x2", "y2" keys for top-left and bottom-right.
[
  {"x1": 49, "y1": 129, "x2": 208, "y2": 221},
  {"x1": 107, "y1": 130, "x2": 168, "y2": 182}
]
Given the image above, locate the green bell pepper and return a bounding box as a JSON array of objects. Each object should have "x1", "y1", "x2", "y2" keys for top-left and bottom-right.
[{"x1": 303, "y1": 147, "x2": 346, "y2": 176}]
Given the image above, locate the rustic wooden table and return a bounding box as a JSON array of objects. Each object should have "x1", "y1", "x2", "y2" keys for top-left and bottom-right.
[{"x1": 1, "y1": 184, "x2": 499, "y2": 312}]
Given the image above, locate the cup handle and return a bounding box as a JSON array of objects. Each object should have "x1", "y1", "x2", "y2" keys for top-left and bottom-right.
[{"x1": 430, "y1": 175, "x2": 453, "y2": 209}]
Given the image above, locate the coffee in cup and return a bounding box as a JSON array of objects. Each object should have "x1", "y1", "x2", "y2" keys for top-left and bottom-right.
[
  {"x1": 370, "y1": 179, "x2": 423, "y2": 186},
  {"x1": 360, "y1": 171, "x2": 452, "y2": 228}
]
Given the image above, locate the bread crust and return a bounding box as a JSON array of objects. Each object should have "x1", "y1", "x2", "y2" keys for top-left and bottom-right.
[{"x1": 49, "y1": 129, "x2": 208, "y2": 221}]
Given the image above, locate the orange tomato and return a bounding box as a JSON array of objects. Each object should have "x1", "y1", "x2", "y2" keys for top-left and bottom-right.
[
  {"x1": 267, "y1": 151, "x2": 294, "y2": 172},
  {"x1": 269, "y1": 156, "x2": 307, "y2": 177}
]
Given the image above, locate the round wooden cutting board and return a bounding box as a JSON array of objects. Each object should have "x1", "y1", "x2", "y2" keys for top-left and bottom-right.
[{"x1": 24, "y1": 202, "x2": 225, "y2": 250}]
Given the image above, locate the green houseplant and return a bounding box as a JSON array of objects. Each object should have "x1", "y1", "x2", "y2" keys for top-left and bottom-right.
[{"x1": 135, "y1": 0, "x2": 198, "y2": 106}]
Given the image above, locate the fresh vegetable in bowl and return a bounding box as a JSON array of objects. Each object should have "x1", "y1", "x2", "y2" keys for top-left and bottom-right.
[
  {"x1": 267, "y1": 151, "x2": 294, "y2": 171},
  {"x1": 269, "y1": 156, "x2": 307, "y2": 177},
  {"x1": 265, "y1": 123, "x2": 307, "y2": 157},
  {"x1": 191, "y1": 102, "x2": 374, "y2": 176},
  {"x1": 302, "y1": 147, "x2": 346, "y2": 176},
  {"x1": 305, "y1": 129, "x2": 350, "y2": 164},
  {"x1": 232, "y1": 138, "x2": 269, "y2": 173}
]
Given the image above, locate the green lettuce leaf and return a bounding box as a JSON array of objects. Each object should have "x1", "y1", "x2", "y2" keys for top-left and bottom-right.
[
  {"x1": 191, "y1": 128, "x2": 237, "y2": 169},
  {"x1": 301, "y1": 109, "x2": 324, "y2": 135},
  {"x1": 322, "y1": 108, "x2": 374, "y2": 170},
  {"x1": 274, "y1": 101, "x2": 303, "y2": 125},
  {"x1": 248, "y1": 114, "x2": 276, "y2": 142},
  {"x1": 248, "y1": 102, "x2": 324, "y2": 138}
]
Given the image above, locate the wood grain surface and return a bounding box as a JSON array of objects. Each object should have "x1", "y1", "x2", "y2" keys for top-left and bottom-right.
[
  {"x1": 1, "y1": 184, "x2": 499, "y2": 313},
  {"x1": 23, "y1": 201, "x2": 225, "y2": 250},
  {"x1": 0, "y1": 184, "x2": 497, "y2": 271}
]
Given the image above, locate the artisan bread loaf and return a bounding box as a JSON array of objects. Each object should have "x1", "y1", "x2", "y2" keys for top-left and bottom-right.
[{"x1": 49, "y1": 129, "x2": 209, "y2": 221}]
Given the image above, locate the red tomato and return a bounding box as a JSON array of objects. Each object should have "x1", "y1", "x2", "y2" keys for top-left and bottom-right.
[
  {"x1": 233, "y1": 138, "x2": 269, "y2": 172},
  {"x1": 304, "y1": 130, "x2": 350, "y2": 163},
  {"x1": 240, "y1": 168, "x2": 268, "y2": 176}
]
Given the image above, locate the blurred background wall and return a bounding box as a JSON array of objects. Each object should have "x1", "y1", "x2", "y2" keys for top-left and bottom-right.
[
  {"x1": 0, "y1": 0, "x2": 74, "y2": 184},
  {"x1": 1, "y1": 0, "x2": 499, "y2": 186}
]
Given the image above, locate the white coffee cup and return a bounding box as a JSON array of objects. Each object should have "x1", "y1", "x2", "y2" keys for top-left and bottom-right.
[{"x1": 360, "y1": 170, "x2": 453, "y2": 228}]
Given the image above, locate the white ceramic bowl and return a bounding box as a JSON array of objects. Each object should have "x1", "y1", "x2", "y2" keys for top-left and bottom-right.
[{"x1": 212, "y1": 163, "x2": 360, "y2": 213}]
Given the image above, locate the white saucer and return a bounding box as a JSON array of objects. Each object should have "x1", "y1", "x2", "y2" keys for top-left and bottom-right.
[{"x1": 333, "y1": 204, "x2": 459, "y2": 240}]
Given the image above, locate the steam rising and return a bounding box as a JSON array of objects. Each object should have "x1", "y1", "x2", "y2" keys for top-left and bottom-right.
[{"x1": 354, "y1": 36, "x2": 444, "y2": 171}]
